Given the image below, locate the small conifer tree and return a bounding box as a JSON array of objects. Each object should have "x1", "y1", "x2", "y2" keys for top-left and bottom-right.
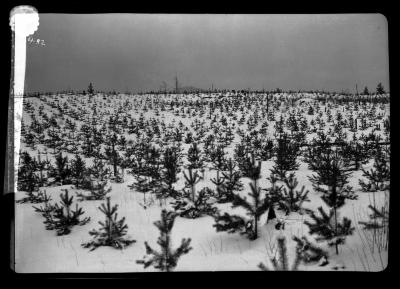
[
  {"x1": 104, "y1": 132, "x2": 122, "y2": 179},
  {"x1": 276, "y1": 172, "x2": 310, "y2": 215},
  {"x1": 82, "y1": 197, "x2": 136, "y2": 250},
  {"x1": 271, "y1": 133, "x2": 299, "y2": 180},
  {"x1": 156, "y1": 147, "x2": 182, "y2": 199},
  {"x1": 70, "y1": 154, "x2": 87, "y2": 188},
  {"x1": 88, "y1": 82, "x2": 94, "y2": 95},
  {"x1": 234, "y1": 143, "x2": 250, "y2": 173},
  {"x1": 16, "y1": 152, "x2": 40, "y2": 203},
  {"x1": 241, "y1": 153, "x2": 261, "y2": 181},
  {"x1": 88, "y1": 157, "x2": 111, "y2": 181},
  {"x1": 263, "y1": 172, "x2": 282, "y2": 222},
  {"x1": 136, "y1": 210, "x2": 192, "y2": 271},
  {"x1": 49, "y1": 152, "x2": 72, "y2": 185},
  {"x1": 35, "y1": 151, "x2": 50, "y2": 187},
  {"x1": 80, "y1": 124, "x2": 93, "y2": 157},
  {"x1": 210, "y1": 145, "x2": 227, "y2": 172},
  {"x1": 216, "y1": 159, "x2": 243, "y2": 203},
  {"x1": 376, "y1": 82, "x2": 385, "y2": 95},
  {"x1": 182, "y1": 168, "x2": 201, "y2": 203},
  {"x1": 214, "y1": 155, "x2": 270, "y2": 240},
  {"x1": 306, "y1": 150, "x2": 357, "y2": 254},
  {"x1": 186, "y1": 143, "x2": 204, "y2": 170},
  {"x1": 129, "y1": 175, "x2": 153, "y2": 205},
  {"x1": 341, "y1": 141, "x2": 369, "y2": 171},
  {"x1": 32, "y1": 190, "x2": 54, "y2": 216},
  {"x1": 359, "y1": 146, "x2": 390, "y2": 192},
  {"x1": 259, "y1": 139, "x2": 274, "y2": 161},
  {"x1": 184, "y1": 132, "x2": 193, "y2": 144},
  {"x1": 38, "y1": 189, "x2": 90, "y2": 235},
  {"x1": 307, "y1": 105, "x2": 314, "y2": 115},
  {"x1": 172, "y1": 169, "x2": 215, "y2": 218}
]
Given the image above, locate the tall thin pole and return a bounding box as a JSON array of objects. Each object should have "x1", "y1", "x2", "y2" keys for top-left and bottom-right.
[
  {"x1": 175, "y1": 73, "x2": 179, "y2": 94},
  {"x1": 356, "y1": 84, "x2": 360, "y2": 104}
]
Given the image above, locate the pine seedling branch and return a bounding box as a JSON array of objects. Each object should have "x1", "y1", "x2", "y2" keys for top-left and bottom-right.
[
  {"x1": 305, "y1": 207, "x2": 354, "y2": 253},
  {"x1": 359, "y1": 205, "x2": 389, "y2": 230},
  {"x1": 259, "y1": 236, "x2": 329, "y2": 271}
]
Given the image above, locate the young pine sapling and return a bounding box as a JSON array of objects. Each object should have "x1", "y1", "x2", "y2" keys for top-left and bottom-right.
[
  {"x1": 216, "y1": 158, "x2": 243, "y2": 203},
  {"x1": 359, "y1": 146, "x2": 390, "y2": 192},
  {"x1": 306, "y1": 150, "x2": 357, "y2": 254},
  {"x1": 276, "y1": 172, "x2": 310, "y2": 215},
  {"x1": 82, "y1": 197, "x2": 135, "y2": 250},
  {"x1": 136, "y1": 210, "x2": 192, "y2": 271},
  {"x1": 37, "y1": 189, "x2": 90, "y2": 235},
  {"x1": 172, "y1": 169, "x2": 215, "y2": 218},
  {"x1": 214, "y1": 155, "x2": 270, "y2": 240}
]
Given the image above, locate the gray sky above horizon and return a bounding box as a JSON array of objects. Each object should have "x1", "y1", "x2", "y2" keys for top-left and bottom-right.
[{"x1": 25, "y1": 14, "x2": 389, "y2": 93}]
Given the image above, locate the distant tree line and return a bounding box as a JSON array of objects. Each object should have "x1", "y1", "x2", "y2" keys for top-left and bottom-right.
[{"x1": 21, "y1": 82, "x2": 388, "y2": 98}]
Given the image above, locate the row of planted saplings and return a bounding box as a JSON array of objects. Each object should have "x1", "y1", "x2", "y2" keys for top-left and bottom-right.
[
  {"x1": 27, "y1": 146, "x2": 339, "y2": 271},
  {"x1": 30, "y1": 187, "x2": 331, "y2": 271},
  {"x1": 31, "y1": 188, "x2": 192, "y2": 272}
]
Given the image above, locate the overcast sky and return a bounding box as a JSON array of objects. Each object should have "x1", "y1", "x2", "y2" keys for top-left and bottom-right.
[{"x1": 25, "y1": 14, "x2": 389, "y2": 93}]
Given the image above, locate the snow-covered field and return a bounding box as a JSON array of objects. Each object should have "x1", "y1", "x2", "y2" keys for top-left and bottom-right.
[{"x1": 15, "y1": 92, "x2": 390, "y2": 272}]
